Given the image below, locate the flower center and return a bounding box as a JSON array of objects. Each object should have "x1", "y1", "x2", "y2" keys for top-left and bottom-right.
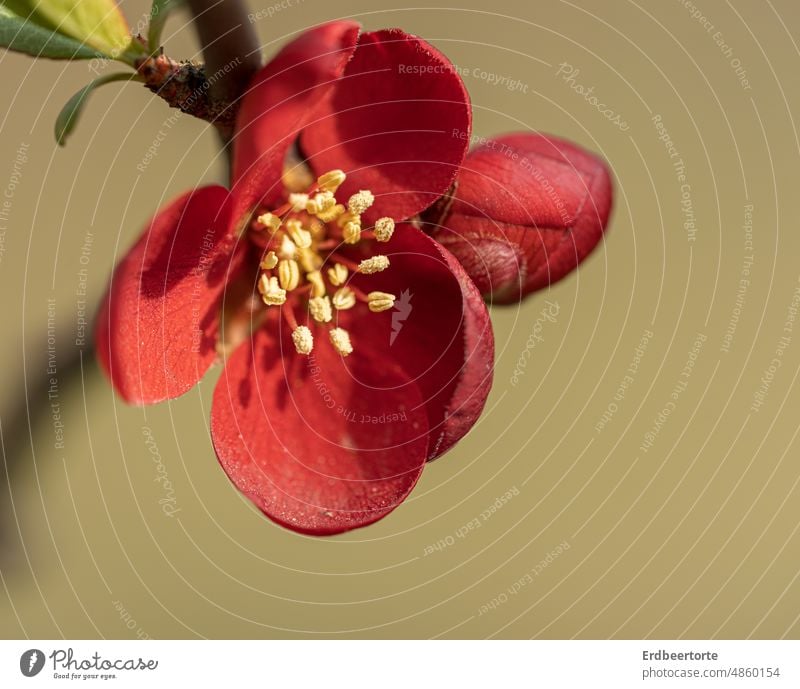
[{"x1": 247, "y1": 169, "x2": 397, "y2": 357}]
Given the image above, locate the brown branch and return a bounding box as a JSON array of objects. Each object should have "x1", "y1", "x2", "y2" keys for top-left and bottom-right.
[
  {"x1": 136, "y1": 0, "x2": 262, "y2": 142},
  {"x1": 186, "y1": 0, "x2": 263, "y2": 107}
]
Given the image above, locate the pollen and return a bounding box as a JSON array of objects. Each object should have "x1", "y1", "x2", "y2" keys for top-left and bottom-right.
[
  {"x1": 332, "y1": 287, "x2": 356, "y2": 310},
  {"x1": 348, "y1": 190, "x2": 374, "y2": 215},
  {"x1": 374, "y1": 217, "x2": 395, "y2": 242},
  {"x1": 327, "y1": 263, "x2": 348, "y2": 286},
  {"x1": 259, "y1": 275, "x2": 286, "y2": 306},
  {"x1": 343, "y1": 222, "x2": 361, "y2": 244},
  {"x1": 256, "y1": 212, "x2": 282, "y2": 232},
  {"x1": 358, "y1": 255, "x2": 390, "y2": 274},
  {"x1": 329, "y1": 327, "x2": 353, "y2": 356},
  {"x1": 307, "y1": 270, "x2": 326, "y2": 298},
  {"x1": 367, "y1": 291, "x2": 396, "y2": 313},
  {"x1": 260, "y1": 251, "x2": 278, "y2": 270},
  {"x1": 292, "y1": 325, "x2": 314, "y2": 355},
  {"x1": 309, "y1": 295, "x2": 333, "y2": 323},
  {"x1": 278, "y1": 259, "x2": 300, "y2": 291},
  {"x1": 317, "y1": 169, "x2": 346, "y2": 193}
]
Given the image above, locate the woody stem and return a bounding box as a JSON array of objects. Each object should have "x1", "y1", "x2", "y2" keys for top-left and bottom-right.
[{"x1": 137, "y1": 0, "x2": 262, "y2": 144}]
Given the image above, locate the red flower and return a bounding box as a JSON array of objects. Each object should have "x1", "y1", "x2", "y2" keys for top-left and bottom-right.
[
  {"x1": 96, "y1": 21, "x2": 494, "y2": 535},
  {"x1": 425, "y1": 133, "x2": 613, "y2": 303}
]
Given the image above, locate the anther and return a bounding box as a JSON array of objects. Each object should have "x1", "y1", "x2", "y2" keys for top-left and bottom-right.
[
  {"x1": 317, "y1": 169, "x2": 346, "y2": 193},
  {"x1": 316, "y1": 203, "x2": 345, "y2": 223},
  {"x1": 336, "y1": 210, "x2": 359, "y2": 228},
  {"x1": 259, "y1": 276, "x2": 287, "y2": 306},
  {"x1": 288, "y1": 193, "x2": 309, "y2": 211},
  {"x1": 373, "y1": 217, "x2": 395, "y2": 242},
  {"x1": 343, "y1": 222, "x2": 361, "y2": 244},
  {"x1": 256, "y1": 212, "x2": 282, "y2": 232},
  {"x1": 307, "y1": 191, "x2": 335, "y2": 215},
  {"x1": 297, "y1": 247, "x2": 322, "y2": 273},
  {"x1": 327, "y1": 263, "x2": 348, "y2": 286},
  {"x1": 309, "y1": 295, "x2": 333, "y2": 323},
  {"x1": 306, "y1": 270, "x2": 326, "y2": 298},
  {"x1": 292, "y1": 325, "x2": 314, "y2": 355},
  {"x1": 358, "y1": 255, "x2": 390, "y2": 274},
  {"x1": 260, "y1": 251, "x2": 278, "y2": 270},
  {"x1": 278, "y1": 234, "x2": 297, "y2": 260},
  {"x1": 348, "y1": 190, "x2": 374, "y2": 215},
  {"x1": 332, "y1": 287, "x2": 356, "y2": 310},
  {"x1": 278, "y1": 259, "x2": 300, "y2": 291},
  {"x1": 329, "y1": 327, "x2": 353, "y2": 356},
  {"x1": 367, "y1": 291, "x2": 396, "y2": 313},
  {"x1": 286, "y1": 220, "x2": 312, "y2": 248}
]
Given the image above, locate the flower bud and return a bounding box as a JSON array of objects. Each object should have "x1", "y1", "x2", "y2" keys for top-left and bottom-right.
[{"x1": 425, "y1": 133, "x2": 612, "y2": 303}]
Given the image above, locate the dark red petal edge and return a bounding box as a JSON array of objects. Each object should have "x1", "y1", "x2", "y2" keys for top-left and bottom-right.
[
  {"x1": 343, "y1": 224, "x2": 494, "y2": 460},
  {"x1": 300, "y1": 28, "x2": 472, "y2": 224}
]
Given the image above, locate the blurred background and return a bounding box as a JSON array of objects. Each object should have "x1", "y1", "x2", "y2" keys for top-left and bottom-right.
[{"x1": 1, "y1": 0, "x2": 799, "y2": 639}]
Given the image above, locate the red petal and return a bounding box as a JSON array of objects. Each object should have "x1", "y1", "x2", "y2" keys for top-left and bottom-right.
[
  {"x1": 430, "y1": 133, "x2": 613, "y2": 302},
  {"x1": 230, "y1": 21, "x2": 360, "y2": 218},
  {"x1": 210, "y1": 327, "x2": 429, "y2": 535},
  {"x1": 342, "y1": 224, "x2": 494, "y2": 460},
  {"x1": 95, "y1": 186, "x2": 238, "y2": 404},
  {"x1": 301, "y1": 29, "x2": 471, "y2": 224}
]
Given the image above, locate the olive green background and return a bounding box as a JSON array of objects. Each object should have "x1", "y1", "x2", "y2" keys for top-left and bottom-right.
[{"x1": 1, "y1": 0, "x2": 799, "y2": 639}]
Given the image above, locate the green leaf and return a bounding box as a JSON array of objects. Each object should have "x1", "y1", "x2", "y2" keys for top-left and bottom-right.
[
  {"x1": 7, "y1": 0, "x2": 136, "y2": 58},
  {"x1": 147, "y1": 0, "x2": 183, "y2": 53},
  {"x1": 0, "y1": 4, "x2": 105, "y2": 58},
  {"x1": 55, "y1": 72, "x2": 140, "y2": 146}
]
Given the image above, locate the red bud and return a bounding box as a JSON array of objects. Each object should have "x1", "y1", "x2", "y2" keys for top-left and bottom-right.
[{"x1": 426, "y1": 133, "x2": 613, "y2": 303}]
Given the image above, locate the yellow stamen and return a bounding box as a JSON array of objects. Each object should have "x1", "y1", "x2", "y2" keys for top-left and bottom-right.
[
  {"x1": 343, "y1": 222, "x2": 361, "y2": 244},
  {"x1": 317, "y1": 169, "x2": 346, "y2": 193},
  {"x1": 259, "y1": 275, "x2": 286, "y2": 306},
  {"x1": 307, "y1": 270, "x2": 326, "y2": 298},
  {"x1": 348, "y1": 190, "x2": 374, "y2": 215},
  {"x1": 278, "y1": 234, "x2": 297, "y2": 260},
  {"x1": 260, "y1": 251, "x2": 278, "y2": 270},
  {"x1": 307, "y1": 191, "x2": 335, "y2": 215},
  {"x1": 256, "y1": 212, "x2": 282, "y2": 232},
  {"x1": 367, "y1": 291, "x2": 396, "y2": 313},
  {"x1": 285, "y1": 220, "x2": 312, "y2": 249},
  {"x1": 309, "y1": 295, "x2": 333, "y2": 323},
  {"x1": 288, "y1": 192, "x2": 309, "y2": 211},
  {"x1": 329, "y1": 327, "x2": 353, "y2": 356},
  {"x1": 297, "y1": 246, "x2": 322, "y2": 273},
  {"x1": 292, "y1": 325, "x2": 314, "y2": 355},
  {"x1": 327, "y1": 263, "x2": 348, "y2": 286},
  {"x1": 358, "y1": 255, "x2": 390, "y2": 274},
  {"x1": 374, "y1": 217, "x2": 395, "y2": 242},
  {"x1": 307, "y1": 217, "x2": 326, "y2": 240},
  {"x1": 316, "y1": 203, "x2": 345, "y2": 223},
  {"x1": 332, "y1": 287, "x2": 356, "y2": 310},
  {"x1": 278, "y1": 259, "x2": 300, "y2": 291},
  {"x1": 336, "y1": 210, "x2": 360, "y2": 228}
]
